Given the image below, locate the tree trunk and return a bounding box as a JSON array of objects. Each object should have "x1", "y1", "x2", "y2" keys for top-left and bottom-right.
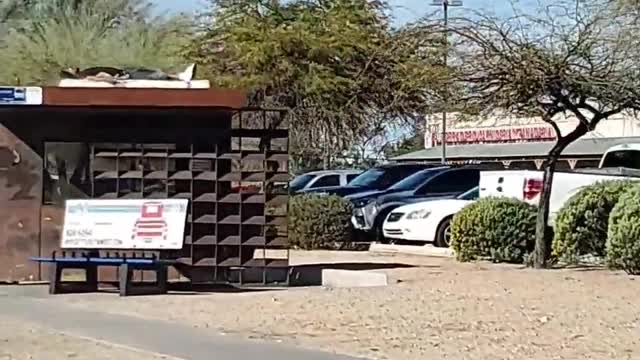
[
  {"x1": 323, "y1": 149, "x2": 331, "y2": 170},
  {"x1": 533, "y1": 141, "x2": 568, "y2": 268},
  {"x1": 533, "y1": 156, "x2": 555, "y2": 268},
  {"x1": 324, "y1": 128, "x2": 334, "y2": 169}
]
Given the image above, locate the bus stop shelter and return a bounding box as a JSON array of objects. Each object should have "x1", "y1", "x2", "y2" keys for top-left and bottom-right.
[{"x1": 0, "y1": 87, "x2": 290, "y2": 286}]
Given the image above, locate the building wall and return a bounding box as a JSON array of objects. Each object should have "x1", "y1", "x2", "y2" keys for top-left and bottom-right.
[{"x1": 424, "y1": 111, "x2": 640, "y2": 148}]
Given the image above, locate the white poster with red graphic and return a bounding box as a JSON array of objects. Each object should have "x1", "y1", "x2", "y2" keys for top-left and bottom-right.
[{"x1": 61, "y1": 199, "x2": 189, "y2": 249}]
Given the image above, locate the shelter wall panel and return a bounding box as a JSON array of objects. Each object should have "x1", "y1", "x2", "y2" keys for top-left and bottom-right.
[{"x1": 0, "y1": 124, "x2": 43, "y2": 282}]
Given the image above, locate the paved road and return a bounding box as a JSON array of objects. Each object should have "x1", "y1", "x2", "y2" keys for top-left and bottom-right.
[{"x1": 0, "y1": 286, "x2": 361, "y2": 360}]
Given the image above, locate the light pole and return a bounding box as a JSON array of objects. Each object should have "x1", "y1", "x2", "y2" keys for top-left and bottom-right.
[{"x1": 431, "y1": 0, "x2": 462, "y2": 164}]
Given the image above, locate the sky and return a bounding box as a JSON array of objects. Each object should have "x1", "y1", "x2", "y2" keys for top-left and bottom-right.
[{"x1": 153, "y1": 0, "x2": 541, "y2": 25}]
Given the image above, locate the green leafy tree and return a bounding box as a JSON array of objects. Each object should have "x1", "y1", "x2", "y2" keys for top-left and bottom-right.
[
  {"x1": 0, "y1": 0, "x2": 191, "y2": 85},
  {"x1": 384, "y1": 133, "x2": 424, "y2": 159},
  {"x1": 187, "y1": 0, "x2": 445, "y2": 168},
  {"x1": 0, "y1": 0, "x2": 152, "y2": 24}
]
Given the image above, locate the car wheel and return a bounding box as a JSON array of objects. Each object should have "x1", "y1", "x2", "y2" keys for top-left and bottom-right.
[{"x1": 435, "y1": 217, "x2": 452, "y2": 248}]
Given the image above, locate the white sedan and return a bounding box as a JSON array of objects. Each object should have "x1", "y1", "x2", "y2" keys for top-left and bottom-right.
[{"x1": 382, "y1": 186, "x2": 478, "y2": 247}]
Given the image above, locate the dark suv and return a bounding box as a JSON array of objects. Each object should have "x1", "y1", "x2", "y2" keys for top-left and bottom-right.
[
  {"x1": 297, "y1": 163, "x2": 438, "y2": 197},
  {"x1": 350, "y1": 167, "x2": 481, "y2": 241}
]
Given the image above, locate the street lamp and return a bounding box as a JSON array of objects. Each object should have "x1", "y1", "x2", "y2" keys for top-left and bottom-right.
[{"x1": 431, "y1": 0, "x2": 462, "y2": 164}]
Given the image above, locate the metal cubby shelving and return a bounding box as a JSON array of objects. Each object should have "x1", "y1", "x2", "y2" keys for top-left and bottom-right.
[{"x1": 86, "y1": 109, "x2": 290, "y2": 285}]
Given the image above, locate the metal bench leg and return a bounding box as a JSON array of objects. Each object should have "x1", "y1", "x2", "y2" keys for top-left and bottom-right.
[
  {"x1": 119, "y1": 264, "x2": 132, "y2": 297},
  {"x1": 49, "y1": 262, "x2": 62, "y2": 295},
  {"x1": 156, "y1": 266, "x2": 168, "y2": 294},
  {"x1": 85, "y1": 265, "x2": 98, "y2": 292}
]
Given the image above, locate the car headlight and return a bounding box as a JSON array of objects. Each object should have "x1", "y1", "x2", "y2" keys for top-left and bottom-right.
[{"x1": 406, "y1": 209, "x2": 431, "y2": 219}]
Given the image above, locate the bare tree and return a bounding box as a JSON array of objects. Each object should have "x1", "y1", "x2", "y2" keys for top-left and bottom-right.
[{"x1": 434, "y1": 0, "x2": 640, "y2": 267}]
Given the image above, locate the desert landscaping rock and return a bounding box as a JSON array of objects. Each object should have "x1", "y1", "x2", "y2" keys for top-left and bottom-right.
[{"x1": 322, "y1": 269, "x2": 388, "y2": 288}]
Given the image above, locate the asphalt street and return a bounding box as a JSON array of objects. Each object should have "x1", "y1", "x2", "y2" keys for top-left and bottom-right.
[{"x1": 0, "y1": 286, "x2": 361, "y2": 360}]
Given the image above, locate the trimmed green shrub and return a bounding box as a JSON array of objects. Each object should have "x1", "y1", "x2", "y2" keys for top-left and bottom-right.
[
  {"x1": 553, "y1": 180, "x2": 635, "y2": 263},
  {"x1": 288, "y1": 194, "x2": 353, "y2": 250},
  {"x1": 606, "y1": 185, "x2": 640, "y2": 274},
  {"x1": 450, "y1": 197, "x2": 536, "y2": 263}
]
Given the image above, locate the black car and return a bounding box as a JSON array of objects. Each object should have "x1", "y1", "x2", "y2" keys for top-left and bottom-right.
[
  {"x1": 345, "y1": 166, "x2": 450, "y2": 207},
  {"x1": 297, "y1": 163, "x2": 439, "y2": 197},
  {"x1": 351, "y1": 167, "x2": 481, "y2": 241}
]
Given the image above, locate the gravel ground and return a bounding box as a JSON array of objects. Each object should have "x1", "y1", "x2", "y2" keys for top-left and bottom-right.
[
  {"x1": 53, "y1": 250, "x2": 640, "y2": 360},
  {"x1": 0, "y1": 317, "x2": 175, "y2": 360}
]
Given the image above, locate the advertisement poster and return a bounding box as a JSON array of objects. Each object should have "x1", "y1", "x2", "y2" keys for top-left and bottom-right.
[{"x1": 61, "y1": 199, "x2": 189, "y2": 250}]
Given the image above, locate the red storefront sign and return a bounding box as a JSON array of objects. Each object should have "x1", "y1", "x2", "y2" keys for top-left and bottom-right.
[{"x1": 432, "y1": 125, "x2": 556, "y2": 145}]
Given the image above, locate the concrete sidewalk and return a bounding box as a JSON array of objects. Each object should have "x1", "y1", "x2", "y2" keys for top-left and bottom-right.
[{"x1": 0, "y1": 286, "x2": 361, "y2": 360}]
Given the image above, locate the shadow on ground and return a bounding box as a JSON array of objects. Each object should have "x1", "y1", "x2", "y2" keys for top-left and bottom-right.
[
  {"x1": 168, "y1": 283, "x2": 286, "y2": 294},
  {"x1": 79, "y1": 282, "x2": 286, "y2": 296},
  {"x1": 0, "y1": 262, "x2": 431, "y2": 297},
  {"x1": 162, "y1": 262, "x2": 425, "y2": 292},
  {"x1": 544, "y1": 263, "x2": 607, "y2": 272}
]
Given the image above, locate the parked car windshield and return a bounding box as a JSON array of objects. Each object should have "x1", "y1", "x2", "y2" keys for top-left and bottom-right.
[
  {"x1": 388, "y1": 168, "x2": 444, "y2": 191},
  {"x1": 457, "y1": 186, "x2": 479, "y2": 200},
  {"x1": 348, "y1": 168, "x2": 385, "y2": 187},
  {"x1": 349, "y1": 166, "x2": 431, "y2": 189},
  {"x1": 289, "y1": 174, "x2": 315, "y2": 192}
]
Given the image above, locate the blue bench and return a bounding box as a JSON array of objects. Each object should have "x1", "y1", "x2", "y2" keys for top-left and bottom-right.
[{"x1": 31, "y1": 251, "x2": 176, "y2": 296}]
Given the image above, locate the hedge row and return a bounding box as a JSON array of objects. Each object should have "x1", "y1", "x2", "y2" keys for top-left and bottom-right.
[{"x1": 448, "y1": 180, "x2": 640, "y2": 273}]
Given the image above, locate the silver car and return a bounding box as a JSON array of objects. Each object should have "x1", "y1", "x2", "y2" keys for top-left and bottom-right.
[{"x1": 290, "y1": 170, "x2": 362, "y2": 193}]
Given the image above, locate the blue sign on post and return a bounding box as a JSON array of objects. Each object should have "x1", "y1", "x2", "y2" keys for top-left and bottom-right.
[{"x1": 0, "y1": 87, "x2": 43, "y2": 105}]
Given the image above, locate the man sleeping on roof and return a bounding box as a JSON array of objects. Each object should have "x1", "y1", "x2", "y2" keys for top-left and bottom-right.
[{"x1": 59, "y1": 64, "x2": 197, "y2": 84}]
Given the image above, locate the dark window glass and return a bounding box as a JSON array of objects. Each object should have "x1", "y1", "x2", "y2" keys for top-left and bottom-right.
[
  {"x1": 600, "y1": 150, "x2": 640, "y2": 169},
  {"x1": 458, "y1": 186, "x2": 479, "y2": 200},
  {"x1": 346, "y1": 173, "x2": 360, "y2": 183},
  {"x1": 418, "y1": 169, "x2": 480, "y2": 194}
]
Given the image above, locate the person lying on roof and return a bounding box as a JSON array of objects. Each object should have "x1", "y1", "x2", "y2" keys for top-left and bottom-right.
[{"x1": 60, "y1": 64, "x2": 197, "y2": 83}]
